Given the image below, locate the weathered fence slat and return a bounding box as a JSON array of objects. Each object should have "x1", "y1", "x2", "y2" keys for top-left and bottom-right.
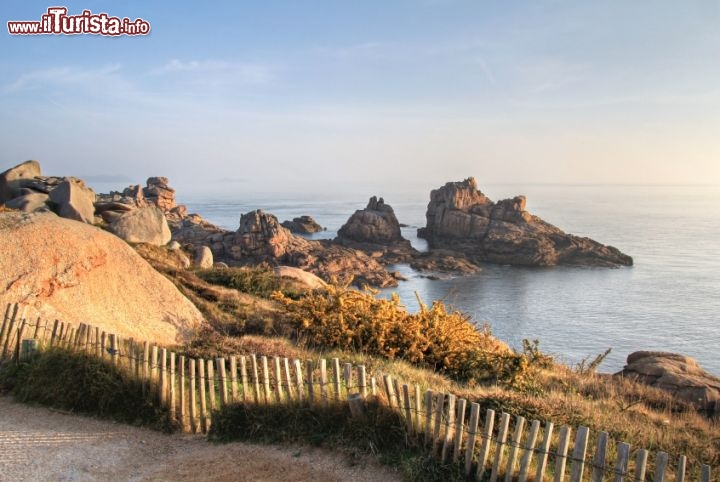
[
  {"x1": 306, "y1": 359, "x2": 315, "y2": 406},
  {"x1": 402, "y1": 384, "x2": 414, "y2": 436},
  {"x1": 169, "y1": 352, "x2": 177, "y2": 420},
  {"x1": 274, "y1": 357, "x2": 283, "y2": 403},
  {"x1": 343, "y1": 362, "x2": 352, "y2": 394},
  {"x1": 518, "y1": 419, "x2": 540, "y2": 482},
  {"x1": 198, "y1": 358, "x2": 208, "y2": 433},
  {"x1": 614, "y1": 441, "x2": 630, "y2": 482},
  {"x1": 358, "y1": 365, "x2": 367, "y2": 399},
  {"x1": 635, "y1": 448, "x2": 648, "y2": 482},
  {"x1": 441, "y1": 393, "x2": 456, "y2": 462},
  {"x1": 554, "y1": 426, "x2": 573, "y2": 482},
  {"x1": 319, "y1": 359, "x2": 328, "y2": 407},
  {"x1": 229, "y1": 356, "x2": 238, "y2": 402},
  {"x1": 655, "y1": 451, "x2": 669, "y2": 482},
  {"x1": 218, "y1": 357, "x2": 228, "y2": 406},
  {"x1": 489, "y1": 412, "x2": 511, "y2": 482},
  {"x1": 476, "y1": 408, "x2": 497, "y2": 480},
  {"x1": 150, "y1": 345, "x2": 158, "y2": 387},
  {"x1": 591, "y1": 431, "x2": 609, "y2": 482},
  {"x1": 179, "y1": 355, "x2": 186, "y2": 430},
  {"x1": 294, "y1": 359, "x2": 304, "y2": 404},
  {"x1": 452, "y1": 398, "x2": 467, "y2": 462},
  {"x1": 240, "y1": 356, "x2": 249, "y2": 402},
  {"x1": 251, "y1": 354, "x2": 260, "y2": 403},
  {"x1": 432, "y1": 392, "x2": 445, "y2": 456},
  {"x1": 505, "y1": 415, "x2": 526, "y2": 482},
  {"x1": 700, "y1": 465, "x2": 711, "y2": 482},
  {"x1": 261, "y1": 356, "x2": 270, "y2": 404},
  {"x1": 424, "y1": 389, "x2": 434, "y2": 445},
  {"x1": 206, "y1": 359, "x2": 216, "y2": 411},
  {"x1": 675, "y1": 455, "x2": 686, "y2": 482},
  {"x1": 414, "y1": 384, "x2": 421, "y2": 430},
  {"x1": 160, "y1": 348, "x2": 168, "y2": 405},
  {"x1": 332, "y1": 358, "x2": 341, "y2": 400},
  {"x1": 283, "y1": 357, "x2": 293, "y2": 402},
  {"x1": 189, "y1": 358, "x2": 197, "y2": 433},
  {"x1": 464, "y1": 402, "x2": 481, "y2": 476}
]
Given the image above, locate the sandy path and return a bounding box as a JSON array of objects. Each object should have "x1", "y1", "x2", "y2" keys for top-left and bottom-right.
[{"x1": 0, "y1": 397, "x2": 403, "y2": 482}]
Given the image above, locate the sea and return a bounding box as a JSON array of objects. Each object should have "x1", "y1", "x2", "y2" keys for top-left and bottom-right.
[{"x1": 179, "y1": 184, "x2": 720, "y2": 375}]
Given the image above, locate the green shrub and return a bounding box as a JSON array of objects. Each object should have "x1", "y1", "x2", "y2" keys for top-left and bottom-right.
[{"x1": 197, "y1": 266, "x2": 281, "y2": 298}]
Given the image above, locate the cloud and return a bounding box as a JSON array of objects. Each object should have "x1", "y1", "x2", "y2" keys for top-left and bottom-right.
[
  {"x1": 153, "y1": 59, "x2": 274, "y2": 85},
  {"x1": 3, "y1": 64, "x2": 122, "y2": 93}
]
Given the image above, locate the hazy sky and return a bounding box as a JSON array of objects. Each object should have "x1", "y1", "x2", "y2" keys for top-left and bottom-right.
[{"x1": 1, "y1": 1, "x2": 719, "y2": 194}]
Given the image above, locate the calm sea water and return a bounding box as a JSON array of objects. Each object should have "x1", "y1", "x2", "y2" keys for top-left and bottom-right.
[{"x1": 182, "y1": 185, "x2": 720, "y2": 375}]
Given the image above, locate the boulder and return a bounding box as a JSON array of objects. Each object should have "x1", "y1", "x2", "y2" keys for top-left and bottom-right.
[
  {"x1": 281, "y1": 215, "x2": 324, "y2": 234},
  {"x1": 418, "y1": 178, "x2": 633, "y2": 267},
  {"x1": 410, "y1": 249, "x2": 482, "y2": 274},
  {"x1": 617, "y1": 351, "x2": 720, "y2": 412},
  {"x1": 4, "y1": 192, "x2": 49, "y2": 213},
  {"x1": 144, "y1": 177, "x2": 176, "y2": 213},
  {"x1": 0, "y1": 211, "x2": 204, "y2": 344},
  {"x1": 48, "y1": 178, "x2": 96, "y2": 223},
  {"x1": 274, "y1": 266, "x2": 327, "y2": 291},
  {"x1": 194, "y1": 246, "x2": 214, "y2": 269},
  {"x1": 0, "y1": 160, "x2": 42, "y2": 202},
  {"x1": 337, "y1": 196, "x2": 405, "y2": 245},
  {"x1": 109, "y1": 205, "x2": 172, "y2": 246}
]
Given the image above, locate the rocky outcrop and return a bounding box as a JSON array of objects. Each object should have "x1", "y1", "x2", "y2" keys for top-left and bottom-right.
[
  {"x1": 194, "y1": 246, "x2": 214, "y2": 269},
  {"x1": 617, "y1": 352, "x2": 720, "y2": 413},
  {"x1": 274, "y1": 266, "x2": 327, "y2": 291},
  {"x1": 281, "y1": 216, "x2": 324, "y2": 234},
  {"x1": 0, "y1": 211, "x2": 204, "y2": 344},
  {"x1": 48, "y1": 178, "x2": 96, "y2": 224},
  {"x1": 418, "y1": 178, "x2": 633, "y2": 267},
  {"x1": 96, "y1": 177, "x2": 187, "y2": 227},
  {"x1": 337, "y1": 196, "x2": 405, "y2": 245},
  {"x1": 108, "y1": 205, "x2": 172, "y2": 246},
  {"x1": 4, "y1": 192, "x2": 50, "y2": 213},
  {"x1": 410, "y1": 249, "x2": 482, "y2": 274},
  {"x1": 0, "y1": 160, "x2": 42, "y2": 202},
  {"x1": 173, "y1": 209, "x2": 397, "y2": 287}
]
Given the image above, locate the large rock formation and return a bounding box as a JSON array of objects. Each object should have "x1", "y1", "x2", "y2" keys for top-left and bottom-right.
[
  {"x1": 96, "y1": 177, "x2": 187, "y2": 227},
  {"x1": 0, "y1": 160, "x2": 42, "y2": 202},
  {"x1": 418, "y1": 178, "x2": 633, "y2": 267},
  {"x1": 337, "y1": 196, "x2": 405, "y2": 245},
  {"x1": 173, "y1": 209, "x2": 397, "y2": 287},
  {"x1": 617, "y1": 352, "x2": 720, "y2": 413},
  {"x1": 281, "y1": 216, "x2": 324, "y2": 234},
  {"x1": 48, "y1": 178, "x2": 96, "y2": 223},
  {"x1": 108, "y1": 205, "x2": 172, "y2": 246},
  {"x1": 0, "y1": 211, "x2": 204, "y2": 344}
]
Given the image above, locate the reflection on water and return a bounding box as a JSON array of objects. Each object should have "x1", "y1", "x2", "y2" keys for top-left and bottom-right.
[{"x1": 184, "y1": 185, "x2": 720, "y2": 374}]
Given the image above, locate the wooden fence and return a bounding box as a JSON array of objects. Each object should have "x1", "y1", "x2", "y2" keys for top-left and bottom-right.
[{"x1": 0, "y1": 303, "x2": 715, "y2": 481}]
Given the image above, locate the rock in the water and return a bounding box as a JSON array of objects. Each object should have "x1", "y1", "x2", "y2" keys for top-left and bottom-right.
[
  {"x1": 194, "y1": 246, "x2": 214, "y2": 269},
  {"x1": 48, "y1": 178, "x2": 96, "y2": 223},
  {"x1": 109, "y1": 205, "x2": 172, "y2": 246},
  {"x1": 0, "y1": 160, "x2": 42, "y2": 202},
  {"x1": 410, "y1": 249, "x2": 482, "y2": 274},
  {"x1": 274, "y1": 266, "x2": 327, "y2": 291},
  {"x1": 337, "y1": 196, "x2": 405, "y2": 245},
  {"x1": 0, "y1": 211, "x2": 204, "y2": 344},
  {"x1": 419, "y1": 177, "x2": 633, "y2": 267},
  {"x1": 617, "y1": 351, "x2": 720, "y2": 412},
  {"x1": 281, "y1": 215, "x2": 324, "y2": 234},
  {"x1": 4, "y1": 192, "x2": 49, "y2": 213}
]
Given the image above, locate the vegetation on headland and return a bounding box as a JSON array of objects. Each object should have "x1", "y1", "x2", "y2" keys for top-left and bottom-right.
[{"x1": 1, "y1": 244, "x2": 717, "y2": 480}]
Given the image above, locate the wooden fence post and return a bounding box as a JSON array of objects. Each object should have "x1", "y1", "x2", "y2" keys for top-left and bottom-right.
[
  {"x1": 505, "y1": 416, "x2": 526, "y2": 482},
  {"x1": 635, "y1": 449, "x2": 648, "y2": 482},
  {"x1": 591, "y1": 431, "x2": 609, "y2": 482},
  {"x1": 179, "y1": 355, "x2": 186, "y2": 430},
  {"x1": 207, "y1": 359, "x2": 216, "y2": 411},
  {"x1": 229, "y1": 356, "x2": 238, "y2": 402},
  {"x1": 251, "y1": 354, "x2": 261, "y2": 403},
  {"x1": 294, "y1": 359, "x2": 304, "y2": 404},
  {"x1": 554, "y1": 426, "x2": 572, "y2": 482},
  {"x1": 569, "y1": 425, "x2": 589, "y2": 482},
  {"x1": 189, "y1": 358, "x2": 197, "y2": 433},
  {"x1": 332, "y1": 358, "x2": 341, "y2": 400},
  {"x1": 424, "y1": 389, "x2": 434, "y2": 446},
  {"x1": 283, "y1": 358, "x2": 293, "y2": 402},
  {"x1": 675, "y1": 455, "x2": 686, "y2": 482},
  {"x1": 476, "y1": 409, "x2": 497, "y2": 480},
  {"x1": 518, "y1": 419, "x2": 540, "y2": 482},
  {"x1": 358, "y1": 365, "x2": 367, "y2": 399},
  {"x1": 217, "y1": 357, "x2": 228, "y2": 406},
  {"x1": 306, "y1": 359, "x2": 315, "y2": 406},
  {"x1": 535, "y1": 422, "x2": 554, "y2": 482},
  {"x1": 160, "y1": 348, "x2": 167, "y2": 405},
  {"x1": 453, "y1": 398, "x2": 467, "y2": 462},
  {"x1": 441, "y1": 394, "x2": 456, "y2": 462},
  {"x1": 261, "y1": 356, "x2": 270, "y2": 405},
  {"x1": 198, "y1": 358, "x2": 208, "y2": 433},
  {"x1": 654, "y1": 451, "x2": 668, "y2": 482},
  {"x1": 614, "y1": 442, "x2": 631, "y2": 482},
  {"x1": 169, "y1": 352, "x2": 176, "y2": 421},
  {"x1": 489, "y1": 412, "x2": 511, "y2": 482},
  {"x1": 464, "y1": 402, "x2": 481, "y2": 477},
  {"x1": 319, "y1": 359, "x2": 328, "y2": 407},
  {"x1": 432, "y1": 392, "x2": 445, "y2": 457},
  {"x1": 274, "y1": 357, "x2": 283, "y2": 403},
  {"x1": 402, "y1": 384, "x2": 414, "y2": 436},
  {"x1": 240, "y1": 356, "x2": 249, "y2": 402}
]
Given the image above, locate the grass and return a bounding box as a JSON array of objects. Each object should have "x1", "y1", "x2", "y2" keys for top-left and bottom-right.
[
  {"x1": 0, "y1": 348, "x2": 174, "y2": 432},
  {"x1": 209, "y1": 399, "x2": 466, "y2": 482}
]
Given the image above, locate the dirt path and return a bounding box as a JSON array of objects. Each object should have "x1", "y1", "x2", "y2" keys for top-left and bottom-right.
[{"x1": 0, "y1": 397, "x2": 403, "y2": 482}]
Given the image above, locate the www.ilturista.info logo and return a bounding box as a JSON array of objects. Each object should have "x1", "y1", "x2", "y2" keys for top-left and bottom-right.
[{"x1": 7, "y1": 7, "x2": 150, "y2": 36}]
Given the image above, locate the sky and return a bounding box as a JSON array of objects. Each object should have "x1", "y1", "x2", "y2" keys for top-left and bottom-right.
[{"x1": 1, "y1": 1, "x2": 719, "y2": 195}]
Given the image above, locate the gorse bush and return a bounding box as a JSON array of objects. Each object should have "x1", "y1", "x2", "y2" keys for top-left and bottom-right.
[
  {"x1": 197, "y1": 266, "x2": 281, "y2": 298},
  {"x1": 273, "y1": 285, "x2": 541, "y2": 386}
]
